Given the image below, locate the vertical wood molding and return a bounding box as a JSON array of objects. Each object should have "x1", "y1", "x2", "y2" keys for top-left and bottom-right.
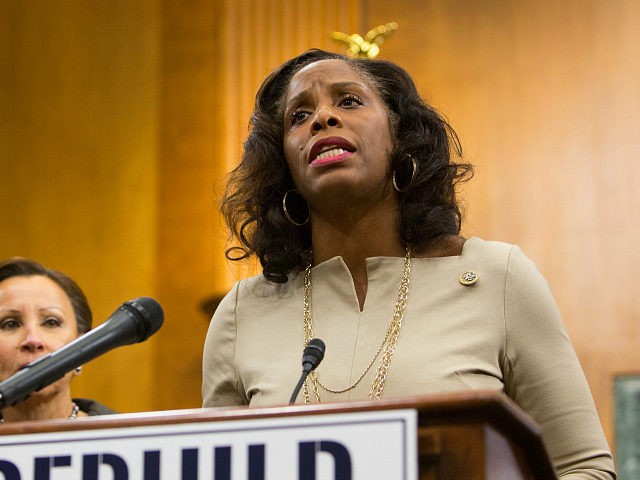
[{"x1": 155, "y1": 0, "x2": 229, "y2": 410}]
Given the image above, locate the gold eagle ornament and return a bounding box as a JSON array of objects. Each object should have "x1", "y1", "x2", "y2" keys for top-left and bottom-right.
[{"x1": 331, "y1": 22, "x2": 398, "y2": 59}]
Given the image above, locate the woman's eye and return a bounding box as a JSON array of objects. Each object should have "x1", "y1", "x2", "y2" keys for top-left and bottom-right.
[
  {"x1": 43, "y1": 317, "x2": 62, "y2": 328},
  {"x1": 0, "y1": 318, "x2": 20, "y2": 330},
  {"x1": 290, "y1": 110, "x2": 309, "y2": 126},
  {"x1": 339, "y1": 94, "x2": 363, "y2": 108}
]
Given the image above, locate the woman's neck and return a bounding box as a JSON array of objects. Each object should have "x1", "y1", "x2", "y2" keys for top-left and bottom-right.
[
  {"x1": 2, "y1": 394, "x2": 76, "y2": 423},
  {"x1": 310, "y1": 194, "x2": 402, "y2": 261},
  {"x1": 310, "y1": 205, "x2": 404, "y2": 310}
]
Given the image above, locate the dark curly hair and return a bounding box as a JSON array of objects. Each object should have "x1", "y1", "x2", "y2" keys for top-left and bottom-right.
[
  {"x1": 0, "y1": 257, "x2": 93, "y2": 334},
  {"x1": 222, "y1": 49, "x2": 473, "y2": 283}
]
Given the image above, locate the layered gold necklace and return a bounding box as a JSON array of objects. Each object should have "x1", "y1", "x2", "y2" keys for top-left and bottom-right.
[{"x1": 302, "y1": 249, "x2": 412, "y2": 404}]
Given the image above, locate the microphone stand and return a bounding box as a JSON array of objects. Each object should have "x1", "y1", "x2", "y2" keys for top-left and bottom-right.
[{"x1": 289, "y1": 338, "x2": 325, "y2": 405}]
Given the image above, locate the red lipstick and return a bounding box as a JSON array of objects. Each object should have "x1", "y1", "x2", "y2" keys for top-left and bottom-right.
[{"x1": 309, "y1": 137, "x2": 356, "y2": 166}]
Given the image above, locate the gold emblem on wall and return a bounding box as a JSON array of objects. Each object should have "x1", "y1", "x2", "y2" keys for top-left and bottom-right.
[{"x1": 331, "y1": 22, "x2": 398, "y2": 59}]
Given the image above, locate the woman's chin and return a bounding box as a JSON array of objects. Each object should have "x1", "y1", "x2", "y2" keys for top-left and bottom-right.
[{"x1": 21, "y1": 380, "x2": 70, "y2": 404}]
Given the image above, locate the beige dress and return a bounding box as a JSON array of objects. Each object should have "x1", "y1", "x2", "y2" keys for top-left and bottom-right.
[{"x1": 202, "y1": 237, "x2": 615, "y2": 479}]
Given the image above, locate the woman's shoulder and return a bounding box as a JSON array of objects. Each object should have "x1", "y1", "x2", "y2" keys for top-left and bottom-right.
[
  {"x1": 415, "y1": 235, "x2": 519, "y2": 262},
  {"x1": 73, "y1": 398, "x2": 117, "y2": 416},
  {"x1": 213, "y1": 270, "x2": 302, "y2": 316},
  {"x1": 463, "y1": 236, "x2": 518, "y2": 255},
  {"x1": 234, "y1": 270, "x2": 302, "y2": 296},
  {"x1": 461, "y1": 237, "x2": 550, "y2": 292},
  {"x1": 458, "y1": 237, "x2": 538, "y2": 277}
]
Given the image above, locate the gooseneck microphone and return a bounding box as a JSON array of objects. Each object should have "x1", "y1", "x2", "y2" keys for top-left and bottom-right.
[
  {"x1": 289, "y1": 338, "x2": 326, "y2": 405},
  {"x1": 0, "y1": 297, "x2": 164, "y2": 408}
]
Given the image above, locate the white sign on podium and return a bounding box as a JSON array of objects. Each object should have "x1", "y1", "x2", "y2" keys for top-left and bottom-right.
[{"x1": 0, "y1": 408, "x2": 417, "y2": 480}]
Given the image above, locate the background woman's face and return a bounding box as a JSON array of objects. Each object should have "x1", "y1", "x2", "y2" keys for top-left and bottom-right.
[
  {"x1": 0, "y1": 275, "x2": 79, "y2": 388},
  {"x1": 282, "y1": 59, "x2": 394, "y2": 206}
]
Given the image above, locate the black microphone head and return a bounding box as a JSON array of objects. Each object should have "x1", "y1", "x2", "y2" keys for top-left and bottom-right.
[
  {"x1": 122, "y1": 297, "x2": 164, "y2": 342},
  {"x1": 302, "y1": 338, "x2": 325, "y2": 372}
]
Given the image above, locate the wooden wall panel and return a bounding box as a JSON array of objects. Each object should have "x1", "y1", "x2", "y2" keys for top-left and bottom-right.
[
  {"x1": 366, "y1": 0, "x2": 640, "y2": 447},
  {"x1": 0, "y1": 1, "x2": 161, "y2": 412},
  {"x1": 154, "y1": 0, "x2": 227, "y2": 410}
]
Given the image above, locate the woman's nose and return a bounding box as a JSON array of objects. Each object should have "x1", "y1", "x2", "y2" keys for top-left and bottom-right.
[
  {"x1": 310, "y1": 107, "x2": 342, "y2": 134},
  {"x1": 20, "y1": 328, "x2": 45, "y2": 352}
]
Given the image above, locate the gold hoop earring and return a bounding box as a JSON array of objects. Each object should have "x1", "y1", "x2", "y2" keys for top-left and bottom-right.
[
  {"x1": 282, "y1": 189, "x2": 310, "y2": 226},
  {"x1": 392, "y1": 154, "x2": 418, "y2": 193}
]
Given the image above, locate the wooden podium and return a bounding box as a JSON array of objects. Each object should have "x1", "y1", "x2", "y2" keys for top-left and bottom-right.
[{"x1": 0, "y1": 391, "x2": 557, "y2": 479}]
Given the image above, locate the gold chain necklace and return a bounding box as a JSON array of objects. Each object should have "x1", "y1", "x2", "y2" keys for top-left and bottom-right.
[{"x1": 302, "y1": 249, "x2": 412, "y2": 404}]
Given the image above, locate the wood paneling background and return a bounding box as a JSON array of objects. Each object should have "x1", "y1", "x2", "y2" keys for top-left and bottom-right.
[
  {"x1": 0, "y1": 0, "x2": 161, "y2": 412},
  {"x1": 1, "y1": 0, "x2": 638, "y2": 458}
]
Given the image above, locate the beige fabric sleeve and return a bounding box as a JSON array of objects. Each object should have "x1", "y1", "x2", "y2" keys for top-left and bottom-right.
[
  {"x1": 502, "y1": 246, "x2": 615, "y2": 479},
  {"x1": 202, "y1": 281, "x2": 248, "y2": 407}
]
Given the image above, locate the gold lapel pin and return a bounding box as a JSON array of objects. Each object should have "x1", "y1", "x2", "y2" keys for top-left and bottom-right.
[{"x1": 459, "y1": 271, "x2": 478, "y2": 286}]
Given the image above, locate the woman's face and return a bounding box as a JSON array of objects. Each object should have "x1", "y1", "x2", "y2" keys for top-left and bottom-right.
[
  {"x1": 0, "y1": 275, "x2": 80, "y2": 392},
  {"x1": 283, "y1": 59, "x2": 395, "y2": 207}
]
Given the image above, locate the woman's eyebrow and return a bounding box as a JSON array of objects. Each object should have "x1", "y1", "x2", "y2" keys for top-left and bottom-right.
[
  {"x1": 285, "y1": 90, "x2": 312, "y2": 111},
  {"x1": 329, "y1": 81, "x2": 366, "y2": 92},
  {"x1": 286, "y1": 81, "x2": 368, "y2": 110},
  {"x1": 38, "y1": 306, "x2": 64, "y2": 314}
]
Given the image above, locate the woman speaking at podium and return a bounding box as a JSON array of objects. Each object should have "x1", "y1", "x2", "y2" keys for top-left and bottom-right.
[
  {"x1": 0, "y1": 257, "x2": 114, "y2": 422},
  {"x1": 202, "y1": 49, "x2": 615, "y2": 479}
]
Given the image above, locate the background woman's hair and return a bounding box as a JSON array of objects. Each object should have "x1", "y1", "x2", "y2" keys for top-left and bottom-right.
[
  {"x1": 222, "y1": 49, "x2": 473, "y2": 283},
  {"x1": 0, "y1": 257, "x2": 93, "y2": 334}
]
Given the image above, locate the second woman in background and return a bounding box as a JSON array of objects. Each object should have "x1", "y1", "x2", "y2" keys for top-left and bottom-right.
[{"x1": 0, "y1": 257, "x2": 115, "y2": 423}]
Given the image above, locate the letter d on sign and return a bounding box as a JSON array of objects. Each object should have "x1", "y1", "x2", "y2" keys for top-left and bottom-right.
[
  {"x1": 83, "y1": 454, "x2": 128, "y2": 480},
  {"x1": 298, "y1": 441, "x2": 352, "y2": 480},
  {"x1": 0, "y1": 460, "x2": 20, "y2": 480}
]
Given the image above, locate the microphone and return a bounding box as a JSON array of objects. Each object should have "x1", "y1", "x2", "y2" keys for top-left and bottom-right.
[
  {"x1": 0, "y1": 297, "x2": 164, "y2": 408},
  {"x1": 289, "y1": 338, "x2": 325, "y2": 405}
]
